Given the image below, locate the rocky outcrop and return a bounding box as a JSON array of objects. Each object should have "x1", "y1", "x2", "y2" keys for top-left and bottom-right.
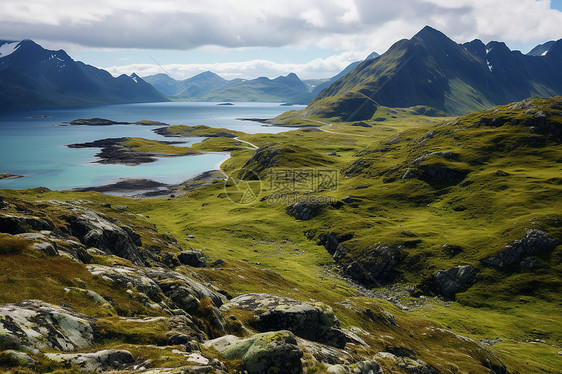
[
  {"x1": 481, "y1": 229, "x2": 558, "y2": 268},
  {"x1": 430, "y1": 265, "x2": 478, "y2": 300},
  {"x1": 207, "y1": 331, "x2": 304, "y2": 374},
  {"x1": 343, "y1": 245, "x2": 402, "y2": 285},
  {"x1": 86, "y1": 264, "x2": 226, "y2": 335},
  {"x1": 221, "y1": 293, "x2": 346, "y2": 348},
  {"x1": 316, "y1": 232, "x2": 353, "y2": 261},
  {"x1": 63, "y1": 204, "x2": 145, "y2": 266},
  {"x1": 45, "y1": 349, "x2": 134, "y2": 372},
  {"x1": 0, "y1": 213, "x2": 54, "y2": 234},
  {"x1": 402, "y1": 163, "x2": 468, "y2": 185},
  {"x1": 286, "y1": 200, "x2": 341, "y2": 221},
  {"x1": 0, "y1": 300, "x2": 95, "y2": 351}
]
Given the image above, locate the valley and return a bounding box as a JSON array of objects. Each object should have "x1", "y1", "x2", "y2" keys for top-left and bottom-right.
[{"x1": 1, "y1": 96, "x2": 560, "y2": 373}]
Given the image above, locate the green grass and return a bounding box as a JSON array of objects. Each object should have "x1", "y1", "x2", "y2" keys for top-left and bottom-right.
[{"x1": 0, "y1": 98, "x2": 560, "y2": 372}]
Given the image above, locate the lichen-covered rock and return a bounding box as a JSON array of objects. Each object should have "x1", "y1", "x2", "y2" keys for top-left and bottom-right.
[
  {"x1": 221, "y1": 330, "x2": 303, "y2": 374},
  {"x1": 221, "y1": 293, "x2": 346, "y2": 348},
  {"x1": 0, "y1": 300, "x2": 95, "y2": 351},
  {"x1": 374, "y1": 352, "x2": 439, "y2": 373},
  {"x1": 86, "y1": 264, "x2": 226, "y2": 333},
  {"x1": 45, "y1": 349, "x2": 133, "y2": 372},
  {"x1": 63, "y1": 204, "x2": 145, "y2": 266},
  {"x1": 296, "y1": 337, "x2": 356, "y2": 365},
  {"x1": 327, "y1": 360, "x2": 383, "y2": 374},
  {"x1": 431, "y1": 265, "x2": 478, "y2": 299},
  {"x1": 482, "y1": 229, "x2": 558, "y2": 268}
]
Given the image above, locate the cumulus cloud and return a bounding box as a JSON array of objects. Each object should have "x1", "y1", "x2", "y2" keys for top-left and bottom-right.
[
  {"x1": 1, "y1": 0, "x2": 561, "y2": 53},
  {"x1": 103, "y1": 50, "x2": 371, "y2": 80}
]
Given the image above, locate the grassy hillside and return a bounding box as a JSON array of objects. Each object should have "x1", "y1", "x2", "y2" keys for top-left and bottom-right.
[{"x1": 1, "y1": 97, "x2": 560, "y2": 373}]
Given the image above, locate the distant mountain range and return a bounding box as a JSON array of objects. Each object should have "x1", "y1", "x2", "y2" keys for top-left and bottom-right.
[
  {"x1": 302, "y1": 26, "x2": 562, "y2": 119},
  {"x1": 0, "y1": 40, "x2": 167, "y2": 111},
  {"x1": 144, "y1": 72, "x2": 315, "y2": 104},
  {"x1": 143, "y1": 52, "x2": 379, "y2": 105}
]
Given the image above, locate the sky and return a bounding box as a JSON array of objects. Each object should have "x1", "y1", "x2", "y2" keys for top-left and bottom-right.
[{"x1": 1, "y1": 0, "x2": 562, "y2": 80}]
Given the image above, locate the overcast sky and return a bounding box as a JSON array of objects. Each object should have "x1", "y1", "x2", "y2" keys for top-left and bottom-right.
[{"x1": 1, "y1": 0, "x2": 562, "y2": 79}]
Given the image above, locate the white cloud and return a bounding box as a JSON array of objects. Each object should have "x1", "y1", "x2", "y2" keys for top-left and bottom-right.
[
  {"x1": 103, "y1": 50, "x2": 371, "y2": 80},
  {"x1": 1, "y1": 0, "x2": 559, "y2": 53}
]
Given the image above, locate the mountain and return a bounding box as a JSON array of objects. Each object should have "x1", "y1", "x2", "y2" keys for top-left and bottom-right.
[
  {"x1": 0, "y1": 40, "x2": 167, "y2": 111},
  {"x1": 296, "y1": 26, "x2": 562, "y2": 119},
  {"x1": 527, "y1": 40, "x2": 556, "y2": 56},
  {"x1": 144, "y1": 71, "x2": 228, "y2": 97},
  {"x1": 309, "y1": 51, "x2": 380, "y2": 97},
  {"x1": 145, "y1": 71, "x2": 314, "y2": 104}
]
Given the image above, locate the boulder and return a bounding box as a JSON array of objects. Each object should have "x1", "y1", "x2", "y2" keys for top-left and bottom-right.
[
  {"x1": 45, "y1": 349, "x2": 133, "y2": 372},
  {"x1": 344, "y1": 246, "x2": 401, "y2": 285},
  {"x1": 177, "y1": 250, "x2": 207, "y2": 268},
  {"x1": 481, "y1": 229, "x2": 558, "y2": 268},
  {"x1": 286, "y1": 201, "x2": 326, "y2": 221},
  {"x1": 432, "y1": 265, "x2": 478, "y2": 299},
  {"x1": 221, "y1": 330, "x2": 303, "y2": 374},
  {"x1": 0, "y1": 300, "x2": 95, "y2": 351},
  {"x1": 221, "y1": 293, "x2": 346, "y2": 348}
]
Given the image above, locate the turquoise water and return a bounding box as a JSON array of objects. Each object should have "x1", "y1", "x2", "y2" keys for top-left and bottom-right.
[{"x1": 0, "y1": 102, "x2": 300, "y2": 191}]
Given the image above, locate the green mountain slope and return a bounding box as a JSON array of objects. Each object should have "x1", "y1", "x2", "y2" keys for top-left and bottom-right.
[{"x1": 289, "y1": 26, "x2": 562, "y2": 120}]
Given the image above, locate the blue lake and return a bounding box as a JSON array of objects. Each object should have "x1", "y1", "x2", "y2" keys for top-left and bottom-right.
[{"x1": 0, "y1": 102, "x2": 302, "y2": 192}]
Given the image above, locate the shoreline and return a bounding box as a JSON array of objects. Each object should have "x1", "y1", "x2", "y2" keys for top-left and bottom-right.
[{"x1": 72, "y1": 151, "x2": 231, "y2": 198}]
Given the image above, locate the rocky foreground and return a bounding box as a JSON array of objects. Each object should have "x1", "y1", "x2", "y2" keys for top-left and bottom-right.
[{"x1": 0, "y1": 195, "x2": 509, "y2": 373}]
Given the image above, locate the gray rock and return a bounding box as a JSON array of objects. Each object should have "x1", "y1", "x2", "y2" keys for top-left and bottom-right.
[
  {"x1": 482, "y1": 229, "x2": 558, "y2": 268},
  {"x1": 374, "y1": 352, "x2": 439, "y2": 373},
  {"x1": 520, "y1": 257, "x2": 545, "y2": 270},
  {"x1": 32, "y1": 241, "x2": 58, "y2": 256},
  {"x1": 64, "y1": 205, "x2": 145, "y2": 266},
  {"x1": 344, "y1": 246, "x2": 401, "y2": 285},
  {"x1": 433, "y1": 265, "x2": 478, "y2": 299},
  {"x1": 0, "y1": 300, "x2": 95, "y2": 351},
  {"x1": 45, "y1": 349, "x2": 133, "y2": 372},
  {"x1": 296, "y1": 337, "x2": 355, "y2": 365},
  {"x1": 221, "y1": 293, "x2": 346, "y2": 348},
  {"x1": 286, "y1": 201, "x2": 325, "y2": 220},
  {"x1": 0, "y1": 214, "x2": 54, "y2": 234},
  {"x1": 85, "y1": 265, "x2": 226, "y2": 323},
  {"x1": 327, "y1": 360, "x2": 383, "y2": 374},
  {"x1": 286, "y1": 199, "x2": 342, "y2": 221},
  {"x1": 177, "y1": 250, "x2": 207, "y2": 268},
  {"x1": 221, "y1": 330, "x2": 303, "y2": 374},
  {"x1": 0, "y1": 350, "x2": 37, "y2": 367}
]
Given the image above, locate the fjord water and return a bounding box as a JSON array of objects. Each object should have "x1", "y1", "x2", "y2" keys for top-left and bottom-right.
[{"x1": 0, "y1": 102, "x2": 299, "y2": 191}]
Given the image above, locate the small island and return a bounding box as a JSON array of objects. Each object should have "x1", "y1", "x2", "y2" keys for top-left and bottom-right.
[
  {"x1": 0, "y1": 173, "x2": 24, "y2": 180},
  {"x1": 68, "y1": 137, "x2": 200, "y2": 165},
  {"x1": 66, "y1": 118, "x2": 170, "y2": 126}
]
